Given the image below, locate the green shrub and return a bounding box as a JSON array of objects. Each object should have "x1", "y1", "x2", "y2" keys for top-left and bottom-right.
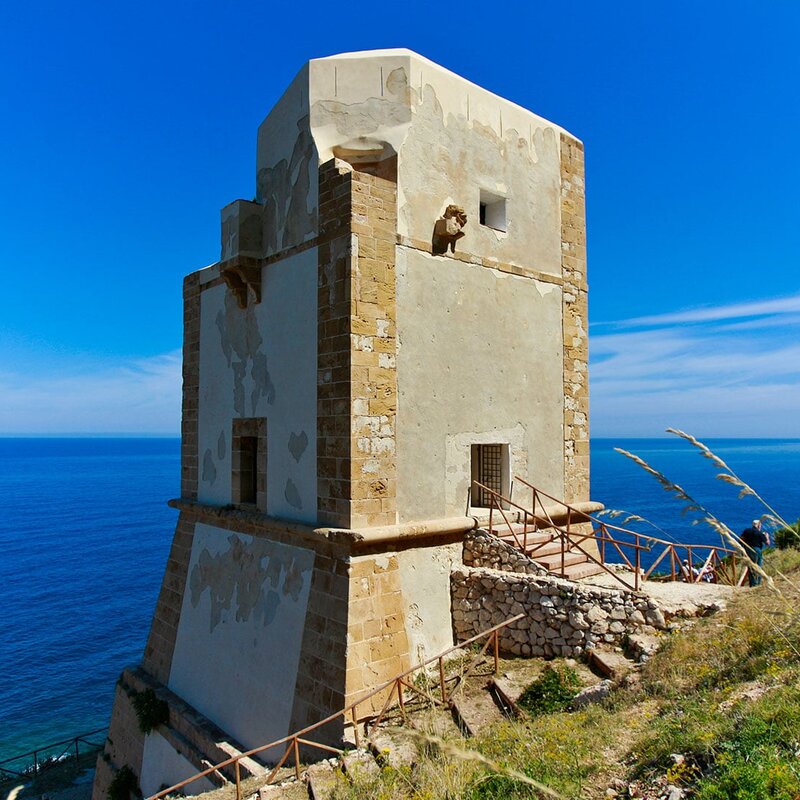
[
  {"x1": 131, "y1": 688, "x2": 169, "y2": 734},
  {"x1": 775, "y1": 520, "x2": 800, "y2": 550},
  {"x1": 107, "y1": 765, "x2": 141, "y2": 800},
  {"x1": 517, "y1": 665, "x2": 580, "y2": 717}
]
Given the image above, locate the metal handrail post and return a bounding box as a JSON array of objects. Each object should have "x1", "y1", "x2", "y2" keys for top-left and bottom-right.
[
  {"x1": 397, "y1": 679, "x2": 405, "y2": 719},
  {"x1": 351, "y1": 706, "x2": 360, "y2": 749},
  {"x1": 293, "y1": 739, "x2": 301, "y2": 780}
]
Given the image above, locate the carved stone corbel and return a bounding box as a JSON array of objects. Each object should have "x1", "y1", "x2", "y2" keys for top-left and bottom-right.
[{"x1": 432, "y1": 205, "x2": 468, "y2": 255}]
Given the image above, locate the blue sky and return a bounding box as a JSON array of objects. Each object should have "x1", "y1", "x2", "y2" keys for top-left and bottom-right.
[{"x1": 1, "y1": 1, "x2": 798, "y2": 436}]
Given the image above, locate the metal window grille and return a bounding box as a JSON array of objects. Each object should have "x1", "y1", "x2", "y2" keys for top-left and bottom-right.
[{"x1": 475, "y1": 444, "x2": 504, "y2": 507}]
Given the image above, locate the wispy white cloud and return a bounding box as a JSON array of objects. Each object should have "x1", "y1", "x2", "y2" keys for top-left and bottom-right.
[
  {"x1": 591, "y1": 294, "x2": 800, "y2": 437},
  {"x1": 0, "y1": 351, "x2": 181, "y2": 434},
  {"x1": 599, "y1": 292, "x2": 800, "y2": 329}
]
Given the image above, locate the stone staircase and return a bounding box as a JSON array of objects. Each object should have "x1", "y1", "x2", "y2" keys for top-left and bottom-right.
[{"x1": 489, "y1": 521, "x2": 606, "y2": 580}]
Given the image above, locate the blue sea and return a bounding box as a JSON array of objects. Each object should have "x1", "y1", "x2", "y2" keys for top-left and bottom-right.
[{"x1": 1, "y1": 437, "x2": 799, "y2": 763}]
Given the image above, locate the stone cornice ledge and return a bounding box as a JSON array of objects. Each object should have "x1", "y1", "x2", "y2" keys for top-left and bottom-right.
[
  {"x1": 396, "y1": 234, "x2": 564, "y2": 287},
  {"x1": 168, "y1": 499, "x2": 604, "y2": 552},
  {"x1": 168, "y1": 499, "x2": 488, "y2": 550}
]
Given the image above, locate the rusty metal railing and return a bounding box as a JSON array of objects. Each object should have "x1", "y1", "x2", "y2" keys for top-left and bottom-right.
[
  {"x1": 473, "y1": 477, "x2": 748, "y2": 591},
  {"x1": 146, "y1": 613, "x2": 525, "y2": 800},
  {"x1": 0, "y1": 728, "x2": 106, "y2": 784}
]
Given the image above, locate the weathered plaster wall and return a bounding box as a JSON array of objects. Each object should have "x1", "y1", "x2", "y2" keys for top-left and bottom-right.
[
  {"x1": 255, "y1": 65, "x2": 319, "y2": 256},
  {"x1": 167, "y1": 524, "x2": 314, "y2": 752},
  {"x1": 395, "y1": 248, "x2": 565, "y2": 522},
  {"x1": 304, "y1": 51, "x2": 563, "y2": 273},
  {"x1": 396, "y1": 542, "x2": 462, "y2": 662},
  {"x1": 230, "y1": 51, "x2": 578, "y2": 525},
  {"x1": 140, "y1": 733, "x2": 215, "y2": 798},
  {"x1": 197, "y1": 249, "x2": 317, "y2": 522}
]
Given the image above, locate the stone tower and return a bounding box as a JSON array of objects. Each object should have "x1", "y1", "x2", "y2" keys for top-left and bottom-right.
[{"x1": 93, "y1": 49, "x2": 588, "y2": 798}]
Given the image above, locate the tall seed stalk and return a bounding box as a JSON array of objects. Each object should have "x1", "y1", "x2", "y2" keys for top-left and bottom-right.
[
  {"x1": 666, "y1": 428, "x2": 795, "y2": 536},
  {"x1": 613, "y1": 446, "x2": 773, "y2": 588}
]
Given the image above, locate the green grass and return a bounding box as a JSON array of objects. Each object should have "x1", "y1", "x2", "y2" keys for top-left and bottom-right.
[
  {"x1": 693, "y1": 684, "x2": 800, "y2": 799},
  {"x1": 516, "y1": 665, "x2": 580, "y2": 717}
]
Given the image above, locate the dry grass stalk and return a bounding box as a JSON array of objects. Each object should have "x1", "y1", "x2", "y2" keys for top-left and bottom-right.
[
  {"x1": 666, "y1": 429, "x2": 800, "y2": 590},
  {"x1": 400, "y1": 727, "x2": 563, "y2": 798},
  {"x1": 595, "y1": 508, "x2": 674, "y2": 541},
  {"x1": 613, "y1": 446, "x2": 774, "y2": 588},
  {"x1": 666, "y1": 428, "x2": 794, "y2": 533}
]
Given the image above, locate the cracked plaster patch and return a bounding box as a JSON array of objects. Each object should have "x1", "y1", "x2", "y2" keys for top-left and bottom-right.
[
  {"x1": 284, "y1": 478, "x2": 302, "y2": 510},
  {"x1": 202, "y1": 449, "x2": 217, "y2": 485},
  {"x1": 188, "y1": 533, "x2": 309, "y2": 633},
  {"x1": 216, "y1": 290, "x2": 275, "y2": 417},
  {"x1": 288, "y1": 431, "x2": 308, "y2": 463},
  {"x1": 256, "y1": 116, "x2": 316, "y2": 253}
]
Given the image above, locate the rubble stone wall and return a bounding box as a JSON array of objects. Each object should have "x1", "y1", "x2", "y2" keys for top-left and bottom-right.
[
  {"x1": 463, "y1": 529, "x2": 548, "y2": 575},
  {"x1": 451, "y1": 565, "x2": 666, "y2": 659}
]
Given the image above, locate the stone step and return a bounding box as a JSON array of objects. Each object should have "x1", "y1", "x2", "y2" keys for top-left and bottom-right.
[
  {"x1": 488, "y1": 677, "x2": 524, "y2": 718},
  {"x1": 493, "y1": 528, "x2": 608, "y2": 580},
  {"x1": 341, "y1": 749, "x2": 380, "y2": 780},
  {"x1": 559, "y1": 561, "x2": 606, "y2": 580},
  {"x1": 587, "y1": 647, "x2": 637, "y2": 681},
  {"x1": 305, "y1": 760, "x2": 341, "y2": 800},
  {"x1": 625, "y1": 632, "x2": 662, "y2": 663},
  {"x1": 449, "y1": 683, "x2": 508, "y2": 737},
  {"x1": 495, "y1": 521, "x2": 555, "y2": 537},
  {"x1": 407, "y1": 704, "x2": 464, "y2": 741},
  {"x1": 522, "y1": 540, "x2": 572, "y2": 558},
  {"x1": 257, "y1": 781, "x2": 309, "y2": 799},
  {"x1": 531, "y1": 551, "x2": 590, "y2": 570},
  {"x1": 369, "y1": 729, "x2": 417, "y2": 769}
]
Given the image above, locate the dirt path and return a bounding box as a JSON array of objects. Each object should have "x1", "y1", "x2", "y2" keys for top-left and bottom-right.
[{"x1": 581, "y1": 569, "x2": 737, "y2": 617}]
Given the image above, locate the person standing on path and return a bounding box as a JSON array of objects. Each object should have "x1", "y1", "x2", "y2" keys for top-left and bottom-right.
[{"x1": 740, "y1": 519, "x2": 770, "y2": 586}]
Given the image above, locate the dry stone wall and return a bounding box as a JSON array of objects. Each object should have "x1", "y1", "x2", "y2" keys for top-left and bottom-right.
[
  {"x1": 463, "y1": 529, "x2": 549, "y2": 575},
  {"x1": 453, "y1": 532, "x2": 667, "y2": 658}
]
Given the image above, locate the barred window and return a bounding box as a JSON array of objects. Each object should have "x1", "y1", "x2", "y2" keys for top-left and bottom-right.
[{"x1": 471, "y1": 443, "x2": 509, "y2": 508}]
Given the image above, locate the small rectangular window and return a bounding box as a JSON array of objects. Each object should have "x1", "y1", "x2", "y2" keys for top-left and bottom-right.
[
  {"x1": 471, "y1": 443, "x2": 510, "y2": 508},
  {"x1": 238, "y1": 436, "x2": 258, "y2": 504},
  {"x1": 479, "y1": 190, "x2": 507, "y2": 232},
  {"x1": 232, "y1": 419, "x2": 267, "y2": 510}
]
